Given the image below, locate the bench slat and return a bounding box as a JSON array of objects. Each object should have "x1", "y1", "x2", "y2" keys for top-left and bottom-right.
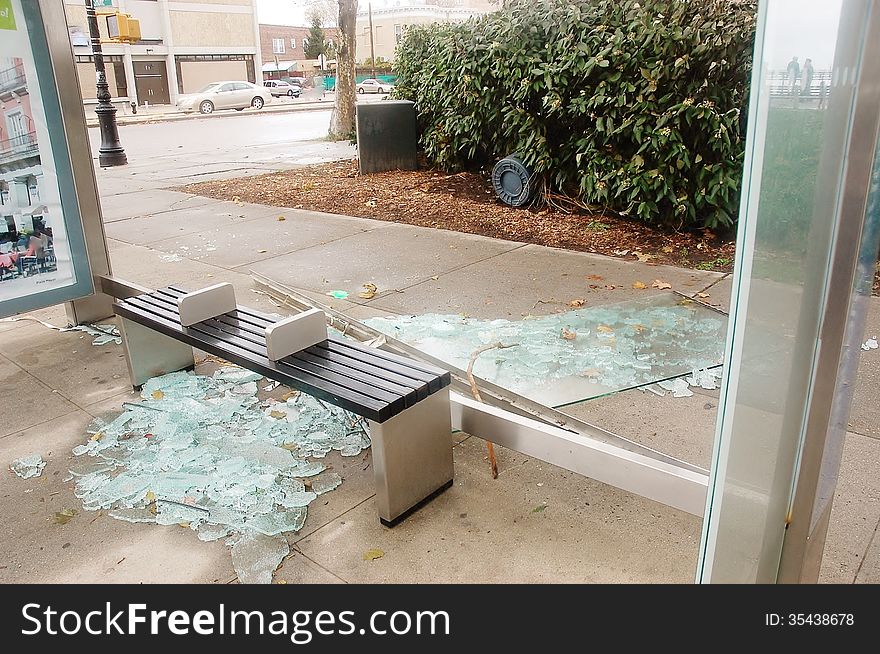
[
  {"x1": 115, "y1": 298, "x2": 402, "y2": 421},
  {"x1": 160, "y1": 286, "x2": 451, "y2": 388},
  {"x1": 136, "y1": 293, "x2": 428, "y2": 402},
  {"x1": 124, "y1": 295, "x2": 412, "y2": 409}
]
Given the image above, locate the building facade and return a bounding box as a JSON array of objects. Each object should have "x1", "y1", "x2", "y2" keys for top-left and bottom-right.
[
  {"x1": 259, "y1": 23, "x2": 339, "y2": 79},
  {"x1": 355, "y1": 1, "x2": 493, "y2": 63},
  {"x1": 63, "y1": 0, "x2": 262, "y2": 107},
  {"x1": 0, "y1": 58, "x2": 44, "y2": 240}
]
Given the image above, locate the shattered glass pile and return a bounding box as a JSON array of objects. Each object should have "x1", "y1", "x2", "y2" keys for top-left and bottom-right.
[
  {"x1": 365, "y1": 293, "x2": 726, "y2": 407},
  {"x1": 69, "y1": 367, "x2": 365, "y2": 582}
]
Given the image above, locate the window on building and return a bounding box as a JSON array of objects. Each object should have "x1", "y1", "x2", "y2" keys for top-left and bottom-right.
[
  {"x1": 0, "y1": 182, "x2": 8, "y2": 207},
  {"x1": 272, "y1": 38, "x2": 285, "y2": 54},
  {"x1": 395, "y1": 24, "x2": 403, "y2": 44},
  {"x1": 290, "y1": 38, "x2": 296, "y2": 49},
  {"x1": 25, "y1": 175, "x2": 39, "y2": 206}
]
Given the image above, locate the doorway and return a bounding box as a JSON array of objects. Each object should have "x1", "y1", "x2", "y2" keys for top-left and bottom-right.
[{"x1": 134, "y1": 60, "x2": 170, "y2": 106}]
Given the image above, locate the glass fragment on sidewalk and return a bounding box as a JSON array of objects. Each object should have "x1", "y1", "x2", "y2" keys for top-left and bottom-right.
[
  {"x1": 69, "y1": 367, "x2": 369, "y2": 583},
  {"x1": 10, "y1": 453, "x2": 46, "y2": 479}
]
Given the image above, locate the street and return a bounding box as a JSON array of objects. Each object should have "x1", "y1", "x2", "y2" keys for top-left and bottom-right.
[{"x1": 87, "y1": 108, "x2": 334, "y2": 161}]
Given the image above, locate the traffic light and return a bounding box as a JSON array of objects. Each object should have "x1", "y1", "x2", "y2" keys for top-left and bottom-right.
[{"x1": 105, "y1": 12, "x2": 141, "y2": 44}]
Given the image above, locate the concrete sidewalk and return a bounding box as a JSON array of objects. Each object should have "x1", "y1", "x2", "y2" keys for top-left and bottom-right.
[{"x1": 1, "y1": 163, "x2": 878, "y2": 583}]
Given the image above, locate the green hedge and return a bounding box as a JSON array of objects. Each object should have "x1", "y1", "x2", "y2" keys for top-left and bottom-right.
[{"x1": 393, "y1": 0, "x2": 758, "y2": 228}]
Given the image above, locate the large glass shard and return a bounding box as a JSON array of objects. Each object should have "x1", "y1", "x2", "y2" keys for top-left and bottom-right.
[
  {"x1": 230, "y1": 532, "x2": 290, "y2": 584},
  {"x1": 364, "y1": 292, "x2": 726, "y2": 407}
]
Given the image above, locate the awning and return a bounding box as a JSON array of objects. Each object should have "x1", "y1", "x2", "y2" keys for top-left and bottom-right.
[{"x1": 261, "y1": 61, "x2": 296, "y2": 73}]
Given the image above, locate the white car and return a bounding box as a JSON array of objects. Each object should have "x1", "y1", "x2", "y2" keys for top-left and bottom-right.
[
  {"x1": 357, "y1": 78, "x2": 394, "y2": 94},
  {"x1": 263, "y1": 80, "x2": 302, "y2": 97},
  {"x1": 176, "y1": 81, "x2": 273, "y2": 114}
]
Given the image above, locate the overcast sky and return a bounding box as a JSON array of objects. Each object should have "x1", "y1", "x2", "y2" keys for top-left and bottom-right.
[{"x1": 257, "y1": 0, "x2": 308, "y2": 26}]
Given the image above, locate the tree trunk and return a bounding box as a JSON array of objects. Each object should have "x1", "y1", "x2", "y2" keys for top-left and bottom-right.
[{"x1": 330, "y1": 0, "x2": 357, "y2": 139}]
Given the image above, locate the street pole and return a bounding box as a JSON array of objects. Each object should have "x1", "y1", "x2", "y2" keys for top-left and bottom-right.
[
  {"x1": 368, "y1": 3, "x2": 376, "y2": 79},
  {"x1": 86, "y1": 0, "x2": 127, "y2": 167}
]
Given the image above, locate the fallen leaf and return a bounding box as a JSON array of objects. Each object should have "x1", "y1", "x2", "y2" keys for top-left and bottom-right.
[
  {"x1": 696, "y1": 292, "x2": 710, "y2": 299},
  {"x1": 281, "y1": 391, "x2": 300, "y2": 401},
  {"x1": 662, "y1": 246, "x2": 675, "y2": 253},
  {"x1": 281, "y1": 442, "x2": 299, "y2": 452},
  {"x1": 430, "y1": 275, "x2": 439, "y2": 280},
  {"x1": 568, "y1": 298, "x2": 585, "y2": 308},
  {"x1": 604, "y1": 285, "x2": 617, "y2": 290},
  {"x1": 363, "y1": 548, "x2": 385, "y2": 561},
  {"x1": 597, "y1": 325, "x2": 614, "y2": 334},
  {"x1": 613, "y1": 249, "x2": 630, "y2": 256},
  {"x1": 634, "y1": 251, "x2": 655, "y2": 263},
  {"x1": 151, "y1": 390, "x2": 164, "y2": 400},
  {"x1": 532, "y1": 504, "x2": 548, "y2": 513},
  {"x1": 586, "y1": 274, "x2": 604, "y2": 281},
  {"x1": 358, "y1": 282, "x2": 378, "y2": 300},
  {"x1": 277, "y1": 216, "x2": 286, "y2": 221},
  {"x1": 652, "y1": 279, "x2": 672, "y2": 290},
  {"x1": 54, "y1": 508, "x2": 78, "y2": 525},
  {"x1": 145, "y1": 491, "x2": 156, "y2": 503},
  {"x1": 269, "y1": 410, "x2": 287, "y2": 419},
  {"x1": 561, "y1": 328, "x2": 577, "y2": 340},
  {"x1": 257, "y1": 249, "x2": 268, "y2": 253},
  {"x1": 632, "y1": 281, "x2": 648, "y2": 289},
  {"x1": 89, "y1": 431, "x2": 104, "y2": 442}
]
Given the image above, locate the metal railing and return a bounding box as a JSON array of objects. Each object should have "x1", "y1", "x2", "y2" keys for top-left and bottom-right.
[
  {"x1": 0, "y1": 63, "x2": 27, "y2": 95},
  {"x1": 0, "y1": 131, "x2": 39, "y2": 165}
]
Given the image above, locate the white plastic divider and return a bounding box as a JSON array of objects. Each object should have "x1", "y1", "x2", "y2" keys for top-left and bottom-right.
[
  {"x1": 264, "y1": 308, "x2": 328, "y2": 361},
  {"x1": 177, "y1": 283, "x2": 237, "y2": 327}
]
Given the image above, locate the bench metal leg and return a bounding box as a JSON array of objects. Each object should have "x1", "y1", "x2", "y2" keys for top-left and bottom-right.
[
  {"x1": 119, "y1": 317, "x2": 196, "y2": 388},
  {"x1": 368, "y1": 388, "x2": 455, "y2": 526}
]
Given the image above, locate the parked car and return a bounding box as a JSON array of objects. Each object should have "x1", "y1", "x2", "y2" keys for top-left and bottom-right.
[
  {"x1": 176, "y1": 81, "x2": 273, "y2": 114},
  {"x1": 264, "y1": 80, "x2": 302, "y2": 97},
  {"x1": 357, "y1": 78, "x2": 394, "y2": 94}
]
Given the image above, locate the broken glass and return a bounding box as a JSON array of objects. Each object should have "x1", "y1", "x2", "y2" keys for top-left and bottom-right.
[
  {"x1": 69, "y1": 367, "x2": 364, "y2": 584},
  {"x1": 364, "y1": 292, "x2": 726, "y2": 407},
  {"x1": 10, "y1": 454, "x2": 46, "y2": 479},
  {"x1": 230, "y1": 532, "x2": 290, "y2": 584}
]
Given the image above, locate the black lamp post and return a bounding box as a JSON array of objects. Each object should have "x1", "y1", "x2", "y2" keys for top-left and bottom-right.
[{"x1": 85, "y1": 0, "x2": 127, "y2": 167}]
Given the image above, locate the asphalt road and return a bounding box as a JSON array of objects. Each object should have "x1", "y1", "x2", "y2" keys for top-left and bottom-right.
[{"x1": 88, "y1": 109, "x2": 334, "y2": 161}]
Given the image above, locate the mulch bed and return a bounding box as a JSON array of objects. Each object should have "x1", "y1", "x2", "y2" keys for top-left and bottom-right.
[
  {"x1": 179, "y1": 160, "x2": 735, "y2": 272},
  {"x1": 179, "y1": 159, "x2": 880, "y2": 294}
]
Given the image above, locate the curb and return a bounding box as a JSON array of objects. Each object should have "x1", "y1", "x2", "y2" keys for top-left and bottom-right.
[{"x1": 85, "y1": 100, "x2": 333, "y2": 128}]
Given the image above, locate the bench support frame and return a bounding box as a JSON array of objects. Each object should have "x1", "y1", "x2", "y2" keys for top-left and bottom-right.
[
  {"x1": 369, "y1": 388, "x2": 455, "y2": 526},
  {"x1": 119, "y1": 316, "x2": 195, "y2": 388}
]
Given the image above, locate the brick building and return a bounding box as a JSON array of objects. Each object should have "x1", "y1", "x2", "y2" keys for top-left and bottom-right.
[{"x1": 259, "y1": 24, "x2": 339, "y2": 79}]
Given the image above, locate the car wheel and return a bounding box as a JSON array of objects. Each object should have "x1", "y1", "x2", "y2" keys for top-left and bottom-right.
[
  {"x1": 235, "y1": 108, "x2": 244, "y2": 111},
  {"x1": 358, "y1": 88, "x2": 365, "y2": 94},
  {"x1": 199, "y1": 100, "x2": 214, "y2": 115},
  {"x1": 251, "y1": 96, "x2": 264, "y2": 109},
  {"x1": 287, "y1": 89, "x2": 294, "y2": 96}
]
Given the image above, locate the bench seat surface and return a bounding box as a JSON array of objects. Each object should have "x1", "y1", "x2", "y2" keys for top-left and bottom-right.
[{"x1": 114, "y1": 286, "x2": 450, "y2": 423}]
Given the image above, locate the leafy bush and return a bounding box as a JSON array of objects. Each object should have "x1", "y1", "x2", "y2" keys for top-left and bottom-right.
[{"x1": 393, "y1": 0, "x2": 758, "y2": 228}]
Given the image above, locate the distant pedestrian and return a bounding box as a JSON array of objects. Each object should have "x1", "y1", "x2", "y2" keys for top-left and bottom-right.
[
  {"x1": 801, "y1": 58, "x2": 814, "y2": 97},
  {"x1": 818, "y1": 79, "x2": 827, "y2": 109},
  {"x1": 786, "y1": 56, "x2": 800, "y2": 95}
]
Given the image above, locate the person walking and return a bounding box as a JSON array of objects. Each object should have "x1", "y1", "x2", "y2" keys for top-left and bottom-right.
[
  {"x1": 801, "y1": 58, "x2": 815, "y2": 99},
  {"x1": 786, "y1": 56, "x2": 800, "y2": 96}
]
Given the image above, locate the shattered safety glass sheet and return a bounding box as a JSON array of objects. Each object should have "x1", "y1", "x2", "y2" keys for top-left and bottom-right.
[
  {"x1": 68, "y1": 368, "x2": 364, "y2": 583},
  {"x1": 364, "y1": 293, "x2": 727, "y2": 407}
]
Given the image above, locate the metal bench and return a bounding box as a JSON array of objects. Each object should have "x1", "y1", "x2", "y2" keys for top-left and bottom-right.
[{"x1": 113, "y1": 284, "x2": 454, "y2": 526}]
